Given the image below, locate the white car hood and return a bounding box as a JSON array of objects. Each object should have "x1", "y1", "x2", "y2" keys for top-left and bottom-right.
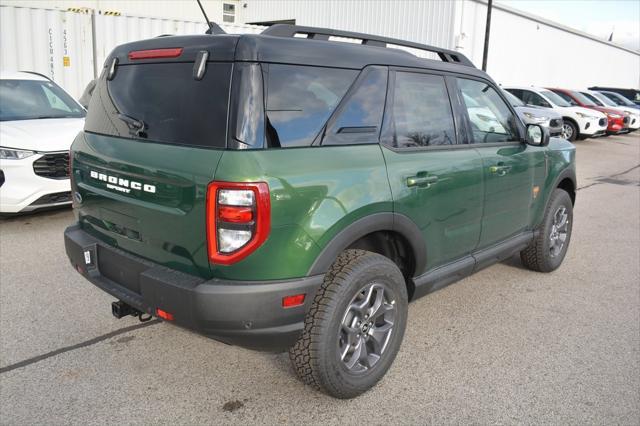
[
  {"x1": 0, "y1": 118, "x2": 84, "y2": 152},
  {"x1": 562, "y1": 106, "x2": 606, "y2": 118}
]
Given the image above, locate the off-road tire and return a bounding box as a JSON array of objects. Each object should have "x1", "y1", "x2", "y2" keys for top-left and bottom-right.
[
  {"x1": 288, "y1": 249, "x2": 408, "y2": 399},
  {"x1": 520, "y1": 189, "x2": 573, "y2": 272}
]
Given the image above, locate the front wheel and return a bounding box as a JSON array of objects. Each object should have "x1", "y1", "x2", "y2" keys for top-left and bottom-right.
[
  {"x1": 289, "y1": 249, "x2": 408, "y2": 399},
  {"x1": 520, "y1": 189, "x2": 573, "y2": 272},
  {"x1": 561, "y1": 120, "x2": 578, "y2": 141}
]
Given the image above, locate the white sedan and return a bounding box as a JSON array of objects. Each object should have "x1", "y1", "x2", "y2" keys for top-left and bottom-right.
[
  {"x1": 0, "y1": 71, "x2": 85, "y2": 213},
  {"x1": 504, "y1": 86, "x2": 608, "y2": 141}
]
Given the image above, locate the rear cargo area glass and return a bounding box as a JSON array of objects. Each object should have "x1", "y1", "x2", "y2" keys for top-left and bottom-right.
[{"x1": 85, "y1": 62, "x2": 231, "y2": 148}]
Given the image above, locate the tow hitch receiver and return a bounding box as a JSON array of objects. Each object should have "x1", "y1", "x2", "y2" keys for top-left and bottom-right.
[{"x1": 111, "y1": 300, "x2": 140, "y2": 319}]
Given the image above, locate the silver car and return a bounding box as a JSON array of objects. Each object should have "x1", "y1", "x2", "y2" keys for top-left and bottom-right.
[{"x1": 503, "y1": 90, "x2": 563, "y2": 136}]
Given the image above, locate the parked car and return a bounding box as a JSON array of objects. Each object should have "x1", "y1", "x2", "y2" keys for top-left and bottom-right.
[
  {"x1": 547, "y1": 88, "x2": 629, "y2": 135},
  {"x1": 588, "y1": 86, "x2": 640, "y2": 106},
  {"x1": 595, "y1": 90, "x2": 640, "y2": 111},
  {"x1": 503, "y1": 90, "x2": 563, "y2": 136},
  {"x1": 504, "y1": 86, "x2": 607, "y2": 141},
  {"x1": 579, "y1": 90, "x2": 639, "y2": 132},
  {"x1": 0, "y1": 71, "x2": 85, "y2": 213},
  {"x1": 65, "y1": 24, "x2": 576, "y2": 399}
]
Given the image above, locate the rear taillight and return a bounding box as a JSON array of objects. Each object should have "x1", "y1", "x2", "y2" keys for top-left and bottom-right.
[
  {"x1": 128, "y1": 48, "x2": 183, "y2": 60},
  {"x1": 206, "y1": 181, "x2": 270, "y2": 265}
]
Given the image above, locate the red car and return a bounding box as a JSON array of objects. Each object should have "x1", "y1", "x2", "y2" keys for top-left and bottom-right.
[{"x1": 547, "y1": 88, "x2": 629, "y2": 135}]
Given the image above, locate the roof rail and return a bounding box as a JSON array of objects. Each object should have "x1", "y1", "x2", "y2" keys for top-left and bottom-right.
[{"x1": 261, "y1": 24, "x2": 475, "y2": 67}]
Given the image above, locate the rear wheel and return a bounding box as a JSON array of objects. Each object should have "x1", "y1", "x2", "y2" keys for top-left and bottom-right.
[
  {"x1": 289, "y1": 249, "x2": 408, "y2": 399},
  {"x1": 520, "y1": 189, "x2": 573, "y2": 272},
  {"x1": 561, "y1": 120, "x2": 578, "y2": 141}
]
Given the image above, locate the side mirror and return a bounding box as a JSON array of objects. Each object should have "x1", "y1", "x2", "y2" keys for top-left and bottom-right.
[{"x1": 525, "y1": 124, "x2": 550, "y2": 147}]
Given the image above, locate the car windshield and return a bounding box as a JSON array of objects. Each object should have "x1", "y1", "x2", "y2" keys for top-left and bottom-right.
[
  {"x1": 571, "y1": 91, "x2": 597, "y2": 106},
  {"x1": 540, "y1": 90, "x2": 571, "y2": 107},
  {"x1": 503, "y1": 90, "x2": 524, "y2": 107},
  {"x1": 591, "y1": 91, "x2": 618, "y2": 107},
  {"x1": 0, "y1": 79, "x2": 85, "y2": 121},
  {"x1": 580, "y1": 92, "x2": 605, "y2": 107},
  {"x1": 603, "y1": 91, "x2": 635, "y2": 106}
]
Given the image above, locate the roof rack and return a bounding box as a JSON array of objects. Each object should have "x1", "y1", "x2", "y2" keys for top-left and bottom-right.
[{"x1": 261, "y1": 24, "x2": 475, "y2": 68}]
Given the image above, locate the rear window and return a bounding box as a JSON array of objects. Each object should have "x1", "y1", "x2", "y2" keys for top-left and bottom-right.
[
  {"x1": 264, "y1": 64, "x2": 357, "y2": 147},
  {"x1": 85, "y1": 62, "x2": 231, "y2": 148}
]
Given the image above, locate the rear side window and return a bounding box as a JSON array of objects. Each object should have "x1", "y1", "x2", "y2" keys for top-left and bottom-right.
[
  {"x1": 323, "y1": 67, "x2": 388, "y2": 145},
  {"x1": 386, "y1": 72, "x2": 456, "y2": 148},
  {"x1": 264, "y1": 64, "x2": 357, "y2": 147},
  {"x1": 85, "y1": 62, "x2": 231, "y2": 148}
]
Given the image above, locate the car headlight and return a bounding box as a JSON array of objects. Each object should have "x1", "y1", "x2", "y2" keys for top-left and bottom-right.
[
  {"x1": 0, "y1": 147, "x2": 36, "y2": 160},
  {"x1": 575, "y1": 112, "x2": 598, "y2": 119},
  {"x1": 523, "y1": 112, "x2": 548, "y2": 122},
  {"x1": 608, "y1": 113, "x2": 622, "y2": 119}
]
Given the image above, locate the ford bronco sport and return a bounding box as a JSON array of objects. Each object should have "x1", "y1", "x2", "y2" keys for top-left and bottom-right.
[{"x1": 65, "y1": 24, "x2": 576, "y2": 399}]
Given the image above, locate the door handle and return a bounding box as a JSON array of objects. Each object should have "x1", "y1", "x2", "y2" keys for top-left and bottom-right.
[
  {"x1": 407, "y1": 174, "x2": 438, "y2": 188},
  {"x1": 489, "y1": 163, "x2": 511, "y2": 176}
]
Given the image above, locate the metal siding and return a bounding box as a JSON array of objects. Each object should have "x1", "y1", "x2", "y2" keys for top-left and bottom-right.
[
  {"x1": 242, "y1": 0, "x2": 457, "y2": 49},
  {"x1": 0, "y1": 6, "x2": 94, "y2": 99},
  {"x1": 457, "y1": 0, "x2": 640, "y2": 88},
  {"x1": 93, "y1": 14, "x2": 263, "y2": 71}
]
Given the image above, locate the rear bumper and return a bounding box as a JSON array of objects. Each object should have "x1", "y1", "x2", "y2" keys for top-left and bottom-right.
[{"x1": 64, "y1": 224, "x2": 323, "y2": 352}]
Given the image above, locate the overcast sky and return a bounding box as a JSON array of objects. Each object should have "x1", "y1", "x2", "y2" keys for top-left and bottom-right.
[{"x1": 498, "y1": 0, "x2": 640, "y2": 50}]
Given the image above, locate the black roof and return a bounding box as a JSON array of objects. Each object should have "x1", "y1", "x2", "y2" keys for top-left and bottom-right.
[{"x1": 106, "y1": 24, "x2": 490, "y2": 81}]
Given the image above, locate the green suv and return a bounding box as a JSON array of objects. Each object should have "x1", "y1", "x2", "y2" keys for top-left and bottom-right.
[{"x1": 65, "y1": 24, "x2": 576, "y2": 398}]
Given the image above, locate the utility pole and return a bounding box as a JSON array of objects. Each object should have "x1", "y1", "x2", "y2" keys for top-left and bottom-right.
[{"x1": 482, "y1": 0, "x2": 493, "y2": 71}]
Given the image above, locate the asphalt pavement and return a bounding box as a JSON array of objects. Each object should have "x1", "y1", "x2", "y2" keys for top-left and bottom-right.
[{"x1": 1, "y1": 133, "x2": 639, "y2": 425}]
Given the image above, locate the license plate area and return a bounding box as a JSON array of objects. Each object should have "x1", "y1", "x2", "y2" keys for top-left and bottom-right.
[{"x1": 97, "y1": 245, "x2": 145, "y2": 294}]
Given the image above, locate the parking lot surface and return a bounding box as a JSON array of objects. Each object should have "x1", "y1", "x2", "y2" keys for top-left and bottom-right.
[{"x1": 1, "y1": 133, "x2": 639, "y2": 425}]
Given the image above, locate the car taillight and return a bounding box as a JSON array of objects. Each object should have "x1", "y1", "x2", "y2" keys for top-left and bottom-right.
[
  {"x1": 128, "y1": 48, "x2": 183, "y2": 60},
  {"x1": 206, "y1": 181, "x2": 270, "y2": 265}
]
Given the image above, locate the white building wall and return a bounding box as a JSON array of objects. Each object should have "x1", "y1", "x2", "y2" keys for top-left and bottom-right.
[
  {"x1": 457, "y1": 0, "x2": 640, "y2": 89},
  {"x1": 241, "y1": 0, "x2": 458, "y2": 52}
]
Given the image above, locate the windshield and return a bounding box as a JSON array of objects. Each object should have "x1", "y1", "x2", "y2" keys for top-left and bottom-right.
[
  {"x1": 503, "y1": 90, "x2": 524, "y2": 107},
  {"x1": 580, "y1": 92, "x2": 605, "y2": 107},
  {"x1": 540, "y1": 90, "x2": 571, "y2": 107},
  {"x1": 590, "y1": 91, "x2": 618, "y2": 107},
  {"x1": 0, "y1": 79, "x2": 85, "y2": 121},
  {"x1": 571, "y1": 91, "x2": 596, "y2": 106},
  {"x1": 603, "y1": 91, "x2": 635, "y2": 106}
]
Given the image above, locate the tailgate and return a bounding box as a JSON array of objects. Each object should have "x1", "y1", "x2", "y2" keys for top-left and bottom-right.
[
  {"x1": 72, "y1": 45, "x2": 232, "y2": 279},
  {"x1": 72, "y1": 132, "x2": 223, "y2": 278}
]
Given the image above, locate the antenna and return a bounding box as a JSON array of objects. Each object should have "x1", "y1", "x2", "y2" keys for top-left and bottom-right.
[{"x1": 196, "y1": 0, "x2": 214, "y2": 33}]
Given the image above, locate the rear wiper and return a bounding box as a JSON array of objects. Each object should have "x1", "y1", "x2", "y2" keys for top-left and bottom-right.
[{"x1": 117, "y1": 113, "x2": 147, "y2": 138}]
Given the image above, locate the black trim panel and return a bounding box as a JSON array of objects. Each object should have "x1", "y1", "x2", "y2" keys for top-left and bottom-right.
[
  {"x1": 412, "y1": 231, "x2": 534, "y2": 300},
  {"x1": 65, "y1": 224, "x2": 324, "y2": 352},
  {"x1": 307, "y1": 212, "x2": 427, "y2": 276}
]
